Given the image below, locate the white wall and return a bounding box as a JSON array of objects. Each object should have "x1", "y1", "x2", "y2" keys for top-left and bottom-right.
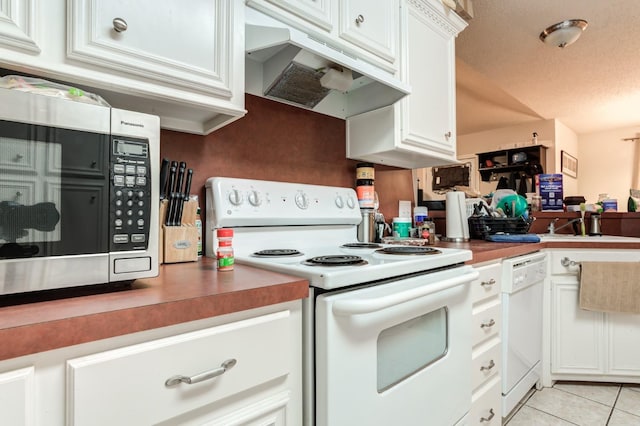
[
  {"x1": 578, "y1": 125, "x2": 640, "y2": 209},
  {"x1": 457, "y1": 119, "x2": 556, "y2": 196},
  {"x1": 554, "y1": 120, "x2": 579, "y2": 197}
]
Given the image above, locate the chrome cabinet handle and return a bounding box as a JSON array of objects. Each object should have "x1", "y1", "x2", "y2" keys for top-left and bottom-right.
[
  {"x1": 480, "y1": 278, "x2": 496, "y2": 287},
  {"x1": 480, "y1": 359, "x2": 495, "y2": 371},
  {"x1": 355, "y1": 14, "x2": 365, "y2": 25},
  {"x1": 112, "y1": 17, "x2": 128, "y2": 33},
  {"x1": 13, "y1": 154, "x2": 23, "y2": 162},
  {"x1": 165, "y1": 358, "x2": 236, "y2": 387},
  {"x1": 445, "y1": 131, "x2": 452, "y2": 139},
  {"x1": 480, "y1": 408, "x2": 495, "y2": 422},
  {"x1": 480, "y1": 319, "x2": 496, "y2": 328}
]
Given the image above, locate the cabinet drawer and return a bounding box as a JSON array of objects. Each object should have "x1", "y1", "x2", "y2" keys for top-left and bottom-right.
[
  {"x1": 67, "y1": 310, "x2": 292, "y2": 426},
  {"x1": 470, "y1": 376, "x2": 501, "y2": 426},
  {"x1": 472, "y1": 341, "x2": 501, "y2": 391},
  {"x1": 471, "y1": 263, "x2": 501, "y2": 304},
  {"x1": 472, "y1": 301, "x2": 501, "y2": 347}
]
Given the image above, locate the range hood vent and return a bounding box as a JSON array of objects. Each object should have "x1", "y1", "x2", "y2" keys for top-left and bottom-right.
[{"x1": 245, "y1": 7, "x2": 411, "y2": 119}]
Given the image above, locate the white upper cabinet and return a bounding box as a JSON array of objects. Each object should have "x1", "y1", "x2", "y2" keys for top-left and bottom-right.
[
  {"x1": 0, "y1": 0, "x2": 40, "y2": 54},
  {"x1": 256, "y1": 0, "x2": 333, "y2": 31},
  {"x1": 0, "y1": 0, "x2": 245, "y2": 135},
  {"x1": 338, "y1": 0, "x2": 398, "y2": 64},
  {"x1": 346, "y1": 0, "x2": 467, "y2": 169},
  {"x1": 246, "y1": 0, "x2": 399, "y2": 72},
  {"x1": 68, "y1": 0, "x2": 233, "y2": 99}
]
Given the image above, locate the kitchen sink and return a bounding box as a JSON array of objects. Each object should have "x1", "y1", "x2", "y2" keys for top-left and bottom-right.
[{"x1": 538, "y1": 234, "x2": 640, "y2": 242}]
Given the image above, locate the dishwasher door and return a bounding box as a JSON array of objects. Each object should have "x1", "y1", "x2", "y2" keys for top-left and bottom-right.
[{"x1": 501, "y1": 251, "x2": 547, "y2": 416}]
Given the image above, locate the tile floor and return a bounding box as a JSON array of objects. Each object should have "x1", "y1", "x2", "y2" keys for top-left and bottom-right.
[{"x1": 505, "y1": 382, "x2": 640, "y2": 426}]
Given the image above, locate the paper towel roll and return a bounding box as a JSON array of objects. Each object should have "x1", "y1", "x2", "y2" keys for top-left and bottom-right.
[{"x1": 445, "y1": 191, "x2": 470, "y2": 241}]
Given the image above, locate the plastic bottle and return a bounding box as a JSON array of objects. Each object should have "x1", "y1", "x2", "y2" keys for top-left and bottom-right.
[
  {"x1": 195, "y1": 207, "x2": 203, "y2": 256},
  {"x1": 216, "y1": 229, "x2": 234, "y2": 271}
]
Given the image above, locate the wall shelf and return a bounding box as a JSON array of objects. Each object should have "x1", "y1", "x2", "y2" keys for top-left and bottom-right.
[{"x1": 477, "y1": 145, "x2": 547, "y2": 182}]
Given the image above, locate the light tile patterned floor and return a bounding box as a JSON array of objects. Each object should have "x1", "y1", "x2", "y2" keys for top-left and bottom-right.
[{"x1": 505, "y1": 382, "x2": 640, "y2": 426}]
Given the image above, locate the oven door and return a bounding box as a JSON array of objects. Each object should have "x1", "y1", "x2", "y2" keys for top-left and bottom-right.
[{"x1": 315, "y1": 266, "x2": 479, "y2": 426}]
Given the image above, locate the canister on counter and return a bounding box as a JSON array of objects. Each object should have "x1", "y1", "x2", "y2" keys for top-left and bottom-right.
[
  {"x1": 392, "y1": 217, "x2": 411, "y2": 238},
  {"x1": 356, "y1": 178, "x2": 375, "y2": 208},
  {"x1": 356, "y1": 162, "x2": 375, "y2": 180}
]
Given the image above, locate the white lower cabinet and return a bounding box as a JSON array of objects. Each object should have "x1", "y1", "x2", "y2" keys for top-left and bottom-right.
[
  {"x1": 0, "y1": 366, "x2": 35, "y2": 426},
  {"x1": 469, "y1": 261, "x2": 502, "y2": 425},
  {"x1": 546, "y1": 249, "x2": 640, "y2": 383},
  {"x1": 0, "y1": 301, "x2": 302, "y2": 426}
]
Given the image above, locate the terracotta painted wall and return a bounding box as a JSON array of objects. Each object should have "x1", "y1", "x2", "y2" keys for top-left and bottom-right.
[{"x1": 160, "y1": 94, "x2": 413, "y2": 240}]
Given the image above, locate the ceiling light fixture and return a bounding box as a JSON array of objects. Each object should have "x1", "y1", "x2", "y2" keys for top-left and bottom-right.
[{"x1": 539, "y1": 19, "x2": 588, "y2": 48}]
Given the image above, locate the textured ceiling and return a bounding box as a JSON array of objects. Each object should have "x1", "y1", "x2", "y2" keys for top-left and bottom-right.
[{"x1": 455, "y1": 0, "x2": 640, "y2": 136}]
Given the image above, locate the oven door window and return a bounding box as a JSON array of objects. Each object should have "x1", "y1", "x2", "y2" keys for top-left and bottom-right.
[
  {"x1": 377, "y1": 307, "x2": 448, "y2": 392},
  {"x1": 0, "y1": 120, "x2": 109, "y2": 259}
]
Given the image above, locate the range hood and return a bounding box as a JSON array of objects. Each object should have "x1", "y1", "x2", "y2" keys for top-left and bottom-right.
[{"x1": 244, "y1": 7, "x2": 411, "y2": 119}]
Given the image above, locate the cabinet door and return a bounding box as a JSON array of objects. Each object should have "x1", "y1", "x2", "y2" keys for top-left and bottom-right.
[
  {"x1": 607, "y1": 312, "x2": 640, "y2": 376},
  {"x1": 0, "y1": 366, "x2": 35, "y2": 426},
  {"x1": 249, "y1": 0, "x2": 333, "y2": 31},
  {"x1": 338, "y1": 0, "x2": 398, "y2": 63},
  {"x1": 68, "y1": 0, "x2": 235, "y2": 97},
  {"x1": 0, "y1": 0, "x2": 40, "y2": 54},
  {"x1": 402, "y1": 1, "x2": 458, "y2": 159},
  {"x1": 551, "y1": 280, "x2": 605, "y2": 374}
]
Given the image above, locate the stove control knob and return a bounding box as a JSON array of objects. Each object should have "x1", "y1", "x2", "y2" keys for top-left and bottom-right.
[
  {"x1": 228, "y1": 189, "x2": 243, "y2": 206},
  {"x1": 335, "y1": 195, "x2": 344, "y2": 209},
  {"x1": 346, "y1": 196, "x2": 356, "y2": 209},
  {"x1": 248, "y1": 190, "x2": 262, "y2": 206},
  {"x1": 295, "y1": 192, "x2": 309, "y2": 209}
]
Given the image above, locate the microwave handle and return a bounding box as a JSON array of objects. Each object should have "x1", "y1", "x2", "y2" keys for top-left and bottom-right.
[{"x1": 332, "y1": 270, "x2": 479, "y2": 316}]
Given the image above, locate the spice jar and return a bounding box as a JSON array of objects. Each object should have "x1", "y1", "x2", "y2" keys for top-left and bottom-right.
[{"x1": 216, "y1": 228, "x2": 234, "y2": 271}]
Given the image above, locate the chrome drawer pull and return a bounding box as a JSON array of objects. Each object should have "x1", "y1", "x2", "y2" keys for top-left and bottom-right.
[
  {"x1": 480, "y1": 278, "x2": 496, "y2": 287},
  {"x1": 480, "y1": 319, "x2": 496, "y2": 328},
  {"x1": 480, "y1": 408, "x2": 495, "y2": 422},
  {"x1": 480, "y1": 359, "x2": 495, "y2": 371},
  {"x1": 165, "y1": 358, "x2": 237, "y2": 387}
]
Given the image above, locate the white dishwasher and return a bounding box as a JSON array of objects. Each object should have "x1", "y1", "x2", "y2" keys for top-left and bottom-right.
[{"x1": 501, "y1": 251, "x2": 547, "y2": 417}]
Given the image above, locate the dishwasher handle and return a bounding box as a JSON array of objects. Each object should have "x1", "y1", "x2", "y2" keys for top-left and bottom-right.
[{"x1": 332, "y1": 270, "x2": 479, "y2": 316}]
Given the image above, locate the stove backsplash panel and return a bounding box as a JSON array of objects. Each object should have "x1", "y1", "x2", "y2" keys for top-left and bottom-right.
[{"x1": 160, "y1": 94, "x2": 413, "y2": 244}]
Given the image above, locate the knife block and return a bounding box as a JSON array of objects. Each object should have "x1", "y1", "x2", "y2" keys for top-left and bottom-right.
[
  {"x1": 159, "y1": 199, "x2": 198, "y2": 264},
  {"x1": 162, "y1": 225, "x2": 198, "y2": 263}
]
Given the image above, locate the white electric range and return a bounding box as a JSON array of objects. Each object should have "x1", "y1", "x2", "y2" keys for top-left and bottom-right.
[{"x1": 205, "y1": 177, "x2": 478, "y2": 426}]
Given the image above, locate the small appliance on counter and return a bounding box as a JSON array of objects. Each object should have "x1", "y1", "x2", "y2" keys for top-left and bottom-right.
[
  {"x1": 0, "y1": 85, "x2": 160, "y2": 296},
  {"x1": 441, "y1": 191, "x2": 470, "y2": 242}
]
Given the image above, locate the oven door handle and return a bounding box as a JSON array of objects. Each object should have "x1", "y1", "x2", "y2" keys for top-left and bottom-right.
[{"x1": 332, "y1": 270, "x2": 479, "y2": 316}]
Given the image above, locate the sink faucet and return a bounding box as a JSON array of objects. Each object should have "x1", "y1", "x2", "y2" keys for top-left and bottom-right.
[{"x1": 547, "y1": 217, "x2": 583, "y2": 235}]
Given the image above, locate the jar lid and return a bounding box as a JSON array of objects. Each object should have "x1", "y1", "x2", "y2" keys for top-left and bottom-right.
[{"x1": 217, "y1": 228, "x2": 233, "y2": 237}]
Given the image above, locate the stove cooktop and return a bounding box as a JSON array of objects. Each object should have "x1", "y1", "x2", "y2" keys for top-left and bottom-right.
[{"x1": 235, "y1": 244, "x2": 472, "y2": 290}]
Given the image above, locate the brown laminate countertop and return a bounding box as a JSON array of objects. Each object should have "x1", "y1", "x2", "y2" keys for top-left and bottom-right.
[
  {"x1": 3, "y1": 239, "x2": 640, "y2": 362},
  {"x1": 0, "y1": 258, "x2": 308, "y2": 361}
]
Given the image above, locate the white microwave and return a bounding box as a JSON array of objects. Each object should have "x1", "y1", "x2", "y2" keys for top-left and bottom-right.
[{"x1": 0, "y1": 87, "x2": 159, "y2": 295}]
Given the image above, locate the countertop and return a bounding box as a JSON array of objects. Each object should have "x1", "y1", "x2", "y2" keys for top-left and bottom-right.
[
  {"x1": 3, "y1": 238, "x2": 640, "y2": 361},
  {"x1": 0, "y1": 258, "x2": 308, "y2": 361}
]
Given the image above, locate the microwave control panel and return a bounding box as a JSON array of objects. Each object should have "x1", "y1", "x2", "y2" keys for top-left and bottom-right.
[{"x1": 109, "y1": 137, "x2": 151, "y2": 251}]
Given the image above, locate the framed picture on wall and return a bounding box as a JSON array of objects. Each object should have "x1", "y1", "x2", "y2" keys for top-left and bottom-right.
[{"x1": 561, "y1": 150, "x2": 578, "y2": 178}]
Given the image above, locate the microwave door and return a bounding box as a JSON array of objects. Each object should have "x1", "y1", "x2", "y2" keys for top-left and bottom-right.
[{"x1": 0, "y1": 120, "x2": 110, "y2": 260}]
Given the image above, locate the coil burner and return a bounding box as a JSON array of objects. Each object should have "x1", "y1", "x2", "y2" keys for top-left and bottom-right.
[
  {"x1": 376, "y1": 246, "x2": 442, "y2": 256},
  {"x1": 340, "y1": 243, "x2": 383, "y2": 249},
  {"x1": 251, "y1": 249, "x2": 304, "y2": 257},
  {"x1": 303, "y1": 255, "x2": 368, "y2": 266}
]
